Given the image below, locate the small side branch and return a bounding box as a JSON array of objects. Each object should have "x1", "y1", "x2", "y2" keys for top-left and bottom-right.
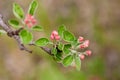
[
  {"x1": 0, "y1": 14, "x2": 52, "y2": 55},
  {"x1": 0, "y1": 14, "x2": 32, "y2": 53},
  {"x1": 40, "y1": 47, "x2": 52, "y2": 55},
  {"x1": 29, "y1": 43, "x2": 52, "y2": 55},
  {"x1": 13, "y1": 35, "x2": 32, "y2": 53}
]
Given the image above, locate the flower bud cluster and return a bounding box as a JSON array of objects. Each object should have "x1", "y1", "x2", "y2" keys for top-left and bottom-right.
[
  {"x1": 78, "y1": 36, "x2": 92, "y2": 60},
  {"x1": 50, "y1": 30, "x2": 60, "y2": 41},
  {"x1": 24, "y1": 14, "x2": 37, "y2": 28}
]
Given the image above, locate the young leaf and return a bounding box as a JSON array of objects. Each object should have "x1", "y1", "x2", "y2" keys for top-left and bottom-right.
[
  {"x1": 63, "y1": 44, "x2": 71, "y2": 54},
  {"x1": 58, "y1": 25, "x2": 66, "y2": 38},
  {"x1": 71, "y1": 39, "x2": 79, "y2": 47},
  {"x1": 58, "y1": 42, "x2": 63, "y2": 50},
  {"x1": 63, "y1": 31, "x2": 75, "y2": 42},
  {"x1": 54, "y1": 52, "x2": 62, "y2": 62},
  {"x1": 8, "y1": 19, "x2": 20, "y2": 29},
  {"x1": 51, "y1": 47, "x2": 57, "y2": 55},
  {"x1": 0, "y1": 30, "x2": 6, "y2": 35},
  {"x1": 13, "y1": 3, "x2": 24, "y2": 19},
  {"x1": 63, "y1": 55, "x2": 74, "y2": 67},
  {"x1": 75, "y1": 56, "x2": 81, "y2": 71},
  {"x1": 28, "y1": 0, "x2": 38, "y2": 15},
  {"x1": 32, "y1": 25, "x2": 43, "y2": 31},
  {"x1": 35, "y1": 38, "x2": 49, "y2": 46},
  {"x1": 19, "y1": 29, "x2": 33, "y2": 44}
]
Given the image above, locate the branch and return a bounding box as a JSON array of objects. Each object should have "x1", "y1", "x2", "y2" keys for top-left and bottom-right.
[
  {"x1": 41, "y1": 47, "x2": 52, "y2": 55},
  {"x1": 0, "y1": 14, "x2": 52, "y2": 55},
  {"x1": 29, "y1": 43, "x2": 53, "y2": 55}
]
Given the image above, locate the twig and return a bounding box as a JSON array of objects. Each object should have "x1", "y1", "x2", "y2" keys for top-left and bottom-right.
[
  {"x1": 40, "y1": 47, "x2": 52, "y2": 55},
  {"x1": 29, "y1": 43, "x2": 52, "y2": 55},
  {"x1": 0, "y1": 14, "x2": 32, "y2": 53},
  {"x1": 0, "y1": 14, "x2": 52, "y2": 55}
]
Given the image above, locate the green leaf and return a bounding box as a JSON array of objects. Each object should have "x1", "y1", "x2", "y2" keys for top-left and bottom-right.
[
  {"x1": 63, "y1": 55, "x2": 74, "y2": 67},
  {"x1": 8, "y1": 19, "x2": 20, "y2": 29},
  {"x1": 35, "y1": 38, "x2": 49, "y2": 46},
  {"x1": 51, "y1": 47, "x2": 57, "y2": 55},
  {"x1": 75, "y1": 56, "x2": 81, "y2": 71},
  {"x1": 13, "y1": 3, "x2": 24, "y2": 19},
  {"x1": 58, "y1": 42, "x2": 64, "y2": 50},
  {"x1": 71, "y1": 38, "x2": 79, "y2": 47},
  {"x1": 58, "y1": 25, "x2": 66, "y2": 38},
  {"x1": 19, "y1": 29, "x2": 33, "y2": 44},
  {"x1": 63, "y1": 31, "x2": 75, "y2": 42},
  {"x1": 54, "y1": 52, "x2": 62, "y2": 62},
  {"x1": 28, "y1": 0, "x2": 38, "y2": 15},
  {"x1": 32, "y1": 25, "x2": 43, "y2": 31},
  {"x1": 63, "y1": 44, "x2": 71, "y2": 54},
  {"x1": 0, "y1": 30, "x2": 6, "y2": 35}
]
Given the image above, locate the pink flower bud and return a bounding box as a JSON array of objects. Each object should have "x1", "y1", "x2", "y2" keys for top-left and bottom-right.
[
  {"x1": 86, "y1": 50, "x2": 92, "y2": 56},
  {"x1": 30, "y1": 15, "x2": 35, "y2": 20},
  {"x1": 50, "y1": 35, "x2": 54, "y2": 40},
  {"x1": 52, "y1": 30, "x2": 58, "y2": 36},
  {"x1": 79, "y1": 36, "x2": 84, "y2": 42},
  {"x1": 32, "y1": 19, "x2": 37, "y2": 24},
  {"x1": 80, "y1": 44, "x2": 85, "y2": 49},
  {"x1": 24, "y1": 14, "x2": 37, "y2": 28},
  {"x1": 83, "y1": 40, "x2": 89, "y2": 47},
  {"x1": 24, "y1": 19, "x2": 29, "y2": 24},
  {"x1": 27, "y1": 23, "x2": 33, "y2": 28},
  {"x1": 55, "y1": 35, "x2": 60, "y2": 41},
  {"x1": 27, "y1": 14, "x2": 32, "y2": 19},
  {"x1": 79, "y1": 40, "x2": 90, "y2": 49},
  {"x1": 50, "y1": 30, "x2": 61, "y2": 41},
  {"x1": 79, "y1": 54, "x2": 85, "y2": 60}
]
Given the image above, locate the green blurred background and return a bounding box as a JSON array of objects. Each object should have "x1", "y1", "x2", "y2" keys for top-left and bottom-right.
[{"x1": 0, "y1": 0, "x2": 120, "y2": 80}]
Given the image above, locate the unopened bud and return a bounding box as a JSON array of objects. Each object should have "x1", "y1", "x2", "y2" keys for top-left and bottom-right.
[
  {"x1": 79, "y1": 36, "x2": 84, "y2": 42},
  {"x1": 86, "y1": 50, "x2": 92, "y2": 56},
  {"x1": 50, "y1": 35, "x2": 54, "y2": 40},
  {"x1": 52, "y1": 30, "x2": 58, "y2": 36},
  {"x1": 55, "y1": 35, "x2": 60, "y2": 41},
  {"x1": 27, "y1": 23, "x2": 33, "y2": 28},
  {"x1": 83, "y1": 40, "x2": 89, "y2": 47},
  {"x1": 79, "y1": 54, "x2": 85, "y2": 60},
  {"x1": 32, "y1": 19, "x2": 37, "y2": 24},
  {"x1": 24, "y1": 14, "x2": 37, "y2": 28},
  {"x1": 80, "y1": 44, "x2": 85, "y2": 49}
]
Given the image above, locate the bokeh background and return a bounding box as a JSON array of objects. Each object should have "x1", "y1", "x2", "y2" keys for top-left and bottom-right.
[{"x1": 0, "y1": 0, "x2": 120, "y2": 80}]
